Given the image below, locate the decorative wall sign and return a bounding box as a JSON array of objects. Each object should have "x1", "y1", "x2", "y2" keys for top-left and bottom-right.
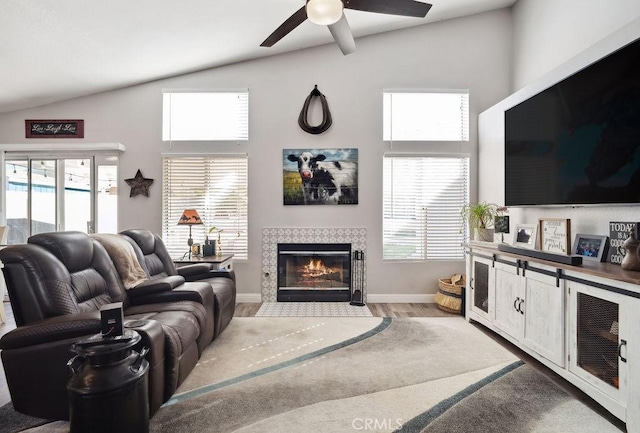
[
  {"x1": 572, "y1": 233, "x2": 609, "y2": 262},
  {"x1": 125, "y1": 169, "x2": 154, "y2": 197},
  {"x1": 608, "y1": 221, "x2": 640, "y2": 265},
  {"x1": 283, "y1": 148, "x2": 358, "y2": 205},
  {"x1": 25, "y1": 119, "x2": 84, "y2": 138},
  {"x1": 538, "y1": 218, "x2": 571, "y2": 254}
]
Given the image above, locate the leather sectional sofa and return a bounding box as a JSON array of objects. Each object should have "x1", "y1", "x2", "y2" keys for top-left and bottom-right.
[{"x1": 0, "y1": 230, "x2": 236, "y2": 420}]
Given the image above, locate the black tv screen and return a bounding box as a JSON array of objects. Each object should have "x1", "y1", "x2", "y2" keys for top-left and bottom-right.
[{"x1": 505, "y1": 37, "x2": 640, "y2": 206}]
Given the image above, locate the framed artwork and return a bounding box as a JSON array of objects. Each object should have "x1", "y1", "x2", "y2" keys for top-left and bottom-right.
[
  {"x1": 538, "y1": 218, "x2": 571, "y2": 254},
  {"x1": 494, "y1": 215, "x2": 510, "y2": 234},
  {"x1": 283, "y1": 148, "x2": 358, "y2": 205},
  {"x1": 25, "y1": 119, "x2": 84, "y2": 138},
  {"x1": 572, "y1": 234, "x2": 609, "y2": 262},
  {"x1": 513, "y1": 224, "x2": 537, "y2": 249}
]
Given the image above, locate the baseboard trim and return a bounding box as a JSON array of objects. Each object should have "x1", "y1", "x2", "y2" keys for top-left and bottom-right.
[
  {"x1": 236, "y1": 294, "x2": 437, "y2": 304},
  {"x1": 366, "y1": 294, "x2": 436, "y2": 303},
  {"x1": 236, "y1": 293, "x2": 262, "y2": 303}
]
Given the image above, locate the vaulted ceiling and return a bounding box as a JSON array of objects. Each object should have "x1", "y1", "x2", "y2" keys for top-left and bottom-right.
[{"x1": 0, "y1": 0, "x2": 516, "y2": 114}]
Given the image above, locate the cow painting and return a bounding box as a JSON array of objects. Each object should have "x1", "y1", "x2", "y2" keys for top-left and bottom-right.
[{"x1": 283, "y1": 148, "x2": 358, "y2": 205}]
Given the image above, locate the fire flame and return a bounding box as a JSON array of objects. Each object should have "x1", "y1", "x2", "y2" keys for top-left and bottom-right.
[{"x1": 303, "y1": 258, "x2": 332, "y2": 277}]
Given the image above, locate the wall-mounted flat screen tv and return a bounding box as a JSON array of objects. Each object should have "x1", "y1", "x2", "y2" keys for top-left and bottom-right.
[{"x1": 505, "y1": 37, "x2": 640, "y2": 207}]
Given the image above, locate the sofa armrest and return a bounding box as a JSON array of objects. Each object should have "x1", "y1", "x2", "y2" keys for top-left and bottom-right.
[
  {"x1": 127, "y1": 281, "x2": 213, "y2": 307},
  {"x1": 124, "y1": 319, "x2": 166, "y2": 415},
  {"x1": 210, "y1": 269, "x2": 236, "y2": 282},
  {"x1": 128, "y1": 275, "x2": 186, "y2": 298},
  {"x1": 0, "y1": 311, "x2": 101, "y2": 350},
  {"x1": 176, "y1": 263, "x2": 213, "y2": 278},
  {"x1": 182, "y1": 268, "x2": 236, "y2": 283}
]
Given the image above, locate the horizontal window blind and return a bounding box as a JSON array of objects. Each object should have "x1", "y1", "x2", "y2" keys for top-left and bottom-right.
[
  {"x1": 383, "y1": 155, "x2": 469, "y2": 260},
  {"x1": 162, "y1": 156, "x2": 248, "y2": 259},
  {"x1": 383, "y1": 91, "x2": 469, "y2": 142},
  {"x1": 162, "y1": 91, "x2": 249, "y2": 141}
]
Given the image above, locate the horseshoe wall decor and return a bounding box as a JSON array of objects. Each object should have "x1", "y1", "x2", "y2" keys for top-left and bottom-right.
[{"x1": 298, "y1": 85, "x2": 332, "y2": 135}]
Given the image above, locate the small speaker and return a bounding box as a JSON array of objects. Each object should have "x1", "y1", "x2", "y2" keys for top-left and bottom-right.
[
  {"x1": 100, "y1": 302, "x2": 124, "y2": 337},
  {"x1": 203, "y1": 242, "x2": 216, "y2": 257}
]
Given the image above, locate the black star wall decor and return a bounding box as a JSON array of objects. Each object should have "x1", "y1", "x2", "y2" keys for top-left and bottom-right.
[{"x1": 125, "y1": 169, "x2": 154, "y2": 197}]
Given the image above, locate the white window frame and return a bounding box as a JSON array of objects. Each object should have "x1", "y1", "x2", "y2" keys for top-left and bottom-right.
[
  {"x1": 383, "y1": 154, "x2": 469, "y2": 261},
  {"x1": 162, "y1": 154, "x2": 248, "y2": 260},
  {"x1": 383, "y1": 90, "x2": 469, "y2": 142},
  {"x1": 162, "y1": 90, "x2": 249, "y2": 142}
]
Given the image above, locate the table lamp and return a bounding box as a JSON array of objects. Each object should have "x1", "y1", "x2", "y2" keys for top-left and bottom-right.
[{"x1": 177, "y1": 209, "x2": 203, "y2": 259}]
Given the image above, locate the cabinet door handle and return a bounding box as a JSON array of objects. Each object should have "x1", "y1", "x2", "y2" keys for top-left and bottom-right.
[
  {"x1": 518, "y1": 299, "x2": 525, "y2": 315},
  {"x1": 513, "y1": 297, "x2": 520, "y2": 312},
  {"x1": 618, "y1": 339, "x2": 628, "y2": 363}
]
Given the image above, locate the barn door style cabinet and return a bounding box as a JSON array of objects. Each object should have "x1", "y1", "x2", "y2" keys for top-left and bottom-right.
[
  {"x1": 465, "y1": 243, "x2": 640, "y2": 432},
  {"x1": 469, "y1": 255, "x2": 493, "y2": 319}
]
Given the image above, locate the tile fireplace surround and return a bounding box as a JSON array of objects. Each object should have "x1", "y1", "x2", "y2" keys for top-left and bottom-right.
[{"x1": 261, "y1": 228, "x2": 367, "y2": 302}]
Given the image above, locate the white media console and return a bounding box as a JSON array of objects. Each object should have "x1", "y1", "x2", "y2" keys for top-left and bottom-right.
[{"x1": 466, "y1": 242, "x2": 640, "y2": 432}]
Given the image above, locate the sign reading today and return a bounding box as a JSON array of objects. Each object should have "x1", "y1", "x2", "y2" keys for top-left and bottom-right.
[{"x1": 608, "y1": 221, "x2": 639, "y2": 265}]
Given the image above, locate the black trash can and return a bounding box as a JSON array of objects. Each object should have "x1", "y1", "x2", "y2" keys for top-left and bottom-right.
[{"x1": 67, "y1": 330, "x2": 150, "y2": 433}]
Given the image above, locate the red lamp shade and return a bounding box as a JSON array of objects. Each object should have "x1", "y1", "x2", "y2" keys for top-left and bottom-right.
[{"x1": 177, "y1": 209, "x2": 203, "y2": 226}]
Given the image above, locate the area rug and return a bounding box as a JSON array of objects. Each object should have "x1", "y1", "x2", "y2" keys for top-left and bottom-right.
[
  {"x1": 4, "y1": 317, "x2": 623, "y2": 433},
  {"x1": 255, "y1": 302, "x2": 373, "y2": 317}
]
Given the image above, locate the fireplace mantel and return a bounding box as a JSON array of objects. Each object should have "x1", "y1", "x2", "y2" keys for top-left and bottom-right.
[{"x1": 261, "y1": 228, "x2": 367, "y2": 302}]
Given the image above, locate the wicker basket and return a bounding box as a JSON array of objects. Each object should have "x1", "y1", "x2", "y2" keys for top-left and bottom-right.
[{"x1": 435, "y1": 275, "x2": 466, "y2": 314}]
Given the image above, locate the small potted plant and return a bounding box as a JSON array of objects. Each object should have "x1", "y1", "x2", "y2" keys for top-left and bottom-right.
[
  {"x1": 461, "y1": 202, "x2": 499, "y2": 242},
  {"x1": 207, "y1": 227, "x2": 224, "y2": 256}
]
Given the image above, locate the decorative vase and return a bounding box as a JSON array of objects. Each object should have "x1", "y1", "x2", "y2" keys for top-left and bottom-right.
[
  {"x1": 475, "y1": 228, "x2": 495, "y2": 242},
  {"x1": 621, "y1": 231, "x2": 640, "y2": 271}
]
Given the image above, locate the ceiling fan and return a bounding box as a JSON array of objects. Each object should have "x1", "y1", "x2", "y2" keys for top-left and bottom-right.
[{"x1": 261, "y1": 0, "x2": 432, "y2": 55}]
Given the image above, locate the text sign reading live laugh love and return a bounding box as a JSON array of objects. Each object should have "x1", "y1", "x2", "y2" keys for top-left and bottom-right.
[{"x1": 25, "y1": 119, "x2": 84, "y2": 138}]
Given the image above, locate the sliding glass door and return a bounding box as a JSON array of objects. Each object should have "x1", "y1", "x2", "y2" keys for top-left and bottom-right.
[{"x1": 4, "y1": 154, "x2": 118, "y2": 244}]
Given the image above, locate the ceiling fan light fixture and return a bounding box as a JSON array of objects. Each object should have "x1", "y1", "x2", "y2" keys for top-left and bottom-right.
[{"x1": 306, "y1": 0, "x2": 343, "y2": 25}]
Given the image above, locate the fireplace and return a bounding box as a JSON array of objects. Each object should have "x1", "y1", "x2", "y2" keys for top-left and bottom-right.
[{"x1": 277, "y1": 243, "x2": 351, "y2": 302}]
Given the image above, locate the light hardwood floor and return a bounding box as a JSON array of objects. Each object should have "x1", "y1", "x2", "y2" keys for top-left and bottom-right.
[
  {"x1": 233, "y1": 302, "x2": 458, "y2": 318},
  {"x1": 0, "y1": 302, "x2": 624, "y2": 429}
]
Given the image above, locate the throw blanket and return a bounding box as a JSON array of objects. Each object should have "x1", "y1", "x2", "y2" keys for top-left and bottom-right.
[{"x1": 90, "y1": 233, "x2": 148, "y2": 289}]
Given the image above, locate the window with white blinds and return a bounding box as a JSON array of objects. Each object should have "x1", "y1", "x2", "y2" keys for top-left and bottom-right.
[
  {"x1": 162, "y1": 155, "x2": 248, "y2": 259},
  {"x1": 383, "y1": 155, "x2": 469, "y2": 260},
  {"x1": 162, "y1": 91, "x2": 249, "y2": 141},
  {"x1": 383, "y1": 91, "x2": 469, "y2": 142}
]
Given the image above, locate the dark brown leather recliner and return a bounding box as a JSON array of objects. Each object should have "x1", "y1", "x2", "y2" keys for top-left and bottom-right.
[
  {"x1": 0, "y1": 231, "x2": 215, "y2": 420},
  {"x1": 120, "y1": 229, "x2": 236, "y2": 339}
]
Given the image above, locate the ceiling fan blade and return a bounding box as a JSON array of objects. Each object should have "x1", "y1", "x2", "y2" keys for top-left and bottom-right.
[
  {"x1": 344, "y1": 0, "x2": 432, "y2": 18},
  {"x1": 261, "y1": 6, "x2": 308, "y2": 47},
  {"x1": 328, "y1": 15, "x2": 356, "y2": 55}
]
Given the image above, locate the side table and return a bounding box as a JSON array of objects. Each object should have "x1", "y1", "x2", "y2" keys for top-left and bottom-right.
[{"x1": 174, "y1": 254, "x2": 234, "y2": 271}]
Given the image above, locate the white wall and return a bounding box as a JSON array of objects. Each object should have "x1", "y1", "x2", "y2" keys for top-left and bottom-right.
[
  {"x1": 511, "y1": 0, "x2": 640, "y2": 91},
  {"x1": 479, "y1": 12, "x2": 640, "y2": 243},
  {"x1": 0, "y1": 10, "x2": 512, "y2": 300}
]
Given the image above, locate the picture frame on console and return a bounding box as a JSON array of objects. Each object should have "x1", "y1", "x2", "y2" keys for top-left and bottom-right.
[
  {"x1": 513, "y1": 224, "x2": 537, "y2": 249},
  {"x1": 494, "y1": 215, "x2": 510, "y2": 243},
  {"x1": 538, "y1": 218, "x2": 571, "y2": 254},
  {"x1": 572, "y1": 234, "x2": 609, "y2": 262}
]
